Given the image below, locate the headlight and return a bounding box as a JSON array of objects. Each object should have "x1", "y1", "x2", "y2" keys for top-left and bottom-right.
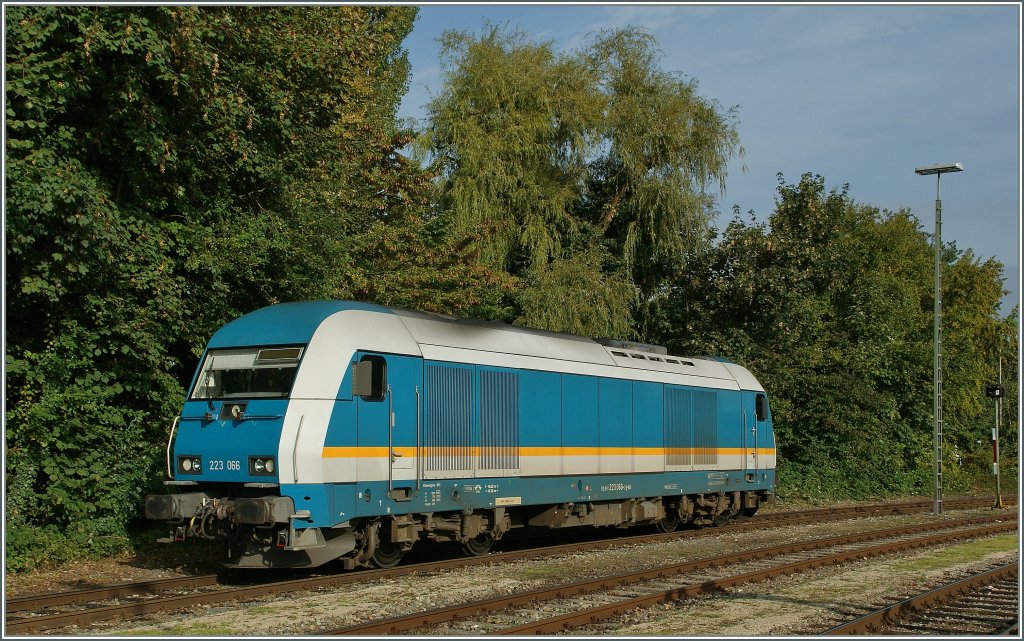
[
  {"x1": 249, "y1": 456, "x2": 276, "y2": 476},
  {"x1": 178, "y1": 455, "x2": 202, "y2": 475}
]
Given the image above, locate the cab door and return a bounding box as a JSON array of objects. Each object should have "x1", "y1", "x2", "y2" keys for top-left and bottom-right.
[
  {"x1": 743, "y1": 391, "x2": 767, "y2": 475},
  {"x1": 353, "y1": 352, "x2": 421, "y2": 499}
]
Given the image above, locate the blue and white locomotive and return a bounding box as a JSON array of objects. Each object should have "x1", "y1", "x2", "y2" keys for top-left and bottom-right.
[{"x1": 146, "y1": 301, "x2": 776, "y2": 569}]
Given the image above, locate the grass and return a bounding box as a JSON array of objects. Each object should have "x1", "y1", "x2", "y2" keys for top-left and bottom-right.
[
  {"x1": 114, "y1": 623, "x2": 243, "y2": 636},
  {"x1": 891, "y1": 533, "x2": 1018, "y2": 573},
  {"x1": 511, "y1": 564, "x2": 573, "y2": 580},
  {"x1": 245, "y1": 606, "x2": 278, "y2": 615}
]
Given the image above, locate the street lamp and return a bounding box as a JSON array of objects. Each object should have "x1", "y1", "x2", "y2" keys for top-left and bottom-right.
[{"x1": 915, "y1": 161, "x2": 963, "y2": 516}]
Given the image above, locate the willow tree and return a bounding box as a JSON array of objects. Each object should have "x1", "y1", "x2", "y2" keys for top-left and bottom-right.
[{"x1": 422, "y1": 24, "x2": 741, "y2": 337}]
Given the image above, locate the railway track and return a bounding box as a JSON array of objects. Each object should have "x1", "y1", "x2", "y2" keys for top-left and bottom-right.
[
  {"x1": 823, "y1": 562, "x2": 1019, "y2": 635},
  {"x1": 4, "y1": 496, "x2": 1012, "y2": 635},
  {"x1": 322, "y1": 515, "x2": 1016, "y2": 635}
]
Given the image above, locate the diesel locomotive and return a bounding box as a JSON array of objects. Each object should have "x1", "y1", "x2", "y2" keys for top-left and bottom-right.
[{"x1": 145, "y1": 301, "x2": 776, "y2": 569}]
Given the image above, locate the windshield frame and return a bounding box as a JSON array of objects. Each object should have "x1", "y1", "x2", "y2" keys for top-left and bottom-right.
[{"x1": 189, "y1": 345, "x2": 306, "y2": 401}]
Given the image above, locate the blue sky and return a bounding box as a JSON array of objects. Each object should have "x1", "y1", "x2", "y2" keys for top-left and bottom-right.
[{"x1": 397, "y1": 3, "x2": 1021, "y2": 312}]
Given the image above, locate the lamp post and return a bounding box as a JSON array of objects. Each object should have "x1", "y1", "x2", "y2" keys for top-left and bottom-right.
[{"x1": 915, "y1": 161, "x2": 963, "y2": 516}]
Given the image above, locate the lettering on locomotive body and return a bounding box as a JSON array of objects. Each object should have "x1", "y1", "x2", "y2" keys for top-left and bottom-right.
[
  {"x1": 495, "y1": 496, "x2": 522, "y2": 506},
  {"x1": 601, "y1": 483, "x2": 632, "y2": 492},
  {"x1": 208, "y1": 459, "x2": 241, "y2": 471},
  {"x1": 423, "y1": 487, "x2": 442, "y2": 507}
]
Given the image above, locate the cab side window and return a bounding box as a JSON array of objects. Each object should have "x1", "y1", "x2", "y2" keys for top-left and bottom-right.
[
  {"x1": 755, "y1": 394, "x2": 768, "y2": 421},
  {"x1": 352, "y1": 355, "x2": 387, "y2": 401}
]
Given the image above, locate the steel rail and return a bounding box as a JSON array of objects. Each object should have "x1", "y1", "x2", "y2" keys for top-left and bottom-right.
[
  {"x1": 4, "y1": 497, "x2": 1011, "y2": 634},
  {"x1": 4, "y1": 574, "x2": 221, "y2": 613},
  {"x1": 323, "y1": 515, "x2": 1016, "y2": 635},
  {"x1": 490, "y1": 521, "x2": 1017, "y2": 635},
  {"x1": 0, "y1": 500, "x2": 937, "y2": 612},
  {"x1": 823, "y1": 562, "x2": 1019, "y2": 635}
]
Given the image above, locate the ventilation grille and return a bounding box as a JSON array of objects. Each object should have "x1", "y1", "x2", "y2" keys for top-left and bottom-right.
[
  {"x1": 664, "y1": 388, "x2": 718, "y2": 466},
  {"x1": 693, "y1": 390, "x2": 718, "y2": 465},
  {"x1": 480, "y1": 370, "x2": 519, "y2": 470},
  {"x1": 424, "y1": 364, "x2": 473, "y2": 472},
  {"x1": 665, "y1": 388, "x2": 692, "y2": 466}
]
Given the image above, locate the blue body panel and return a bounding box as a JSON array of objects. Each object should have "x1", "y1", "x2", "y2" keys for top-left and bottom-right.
[
  {"x1": 176, "y1": 399, "x2": 287, "y2": 483},
  {"x1": 561, "y1": 374, "x2": 597, "y2": 449},
  {"x1": 521, "y1": 369, "x2": 562, "y2": 438},
  {"x1": 632, "y1": 382, "x2": 663, "y2": 448}
]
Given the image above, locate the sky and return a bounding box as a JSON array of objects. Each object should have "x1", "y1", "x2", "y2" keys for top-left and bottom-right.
[{"x1": 397, "y1": 3, "x2": 1021, "y2": 312}]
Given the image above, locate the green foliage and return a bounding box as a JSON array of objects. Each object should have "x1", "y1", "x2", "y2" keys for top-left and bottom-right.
[
  {"x1": 5, "y1": 5, "x2": 422, "y2": 571},
  {"x1": 5, "y1": 7, "x2": 1015, "y2": 576},
  {"x1": 422, "y1": 23, "x2": 741, "y2": 336},
  {"x1": 351, "y1": 214, "x2": 520, "y2": 319},
  {"x1": 516, "y1": 246, "x2": 638, "y2": 339},
  {"x1": 651, "y1": 172, "x2": 1016, "y2": 499}
]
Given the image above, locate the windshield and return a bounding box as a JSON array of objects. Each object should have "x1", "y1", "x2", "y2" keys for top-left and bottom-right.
[{"x1": 190, "y1": 346, "x2": 304, "y2": 400}]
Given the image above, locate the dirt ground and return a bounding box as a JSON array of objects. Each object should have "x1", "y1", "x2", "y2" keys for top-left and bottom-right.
[{"x1": 13, "y1": 501, "x2": 1013, "y2": 637}]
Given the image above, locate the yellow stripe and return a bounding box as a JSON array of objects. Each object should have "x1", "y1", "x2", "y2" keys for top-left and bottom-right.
[{"x1": 322, "y1": 446, "x2": 776, "y2": 458}]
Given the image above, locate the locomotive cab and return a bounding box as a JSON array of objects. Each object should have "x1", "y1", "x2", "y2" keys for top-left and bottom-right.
[{"x1": 145, "y1": 343, "x2": 342, "y2": 567}]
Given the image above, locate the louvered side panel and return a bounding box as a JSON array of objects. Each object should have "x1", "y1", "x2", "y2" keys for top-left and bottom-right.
[
  {"x1": 480, "y1": 370, "x2": 519, "y2": 471},
  {"x1": 424, "y1": 364, "x2": 473, "y2": 473},
  {"x1": 694, "y1": 390, "x2": 718, "y2": 466},
  {"x1": 664, "y1": 387, "x2": 693, "y2": 466}
]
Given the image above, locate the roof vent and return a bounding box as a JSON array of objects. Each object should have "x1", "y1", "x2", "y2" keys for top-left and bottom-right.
[{"x1": 597, "y1": 338, "x2": 668, "y2": 355}]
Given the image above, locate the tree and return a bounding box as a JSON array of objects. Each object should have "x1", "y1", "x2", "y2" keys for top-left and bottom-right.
[
  {"x1": 649, "y1": 173, "x2": 1014, "y2": 499},
  {"x1": 351, "y1": 214, "x2": 519, "y2": 320},
  {"x1": 4, "y1": 5, "x2": 422, "y2": 569},
  {"x1": 421, "y1": 24, "x2": 741, "y2": 337}
]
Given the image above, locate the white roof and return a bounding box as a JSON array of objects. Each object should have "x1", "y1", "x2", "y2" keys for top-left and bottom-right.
[{"x1": 391, "y1": 308, "x2": 764, "y2": 392}]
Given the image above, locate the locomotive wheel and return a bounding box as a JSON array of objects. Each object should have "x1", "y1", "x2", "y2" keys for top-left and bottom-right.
[
  {"x1": 461, "y1": 533, "x2": 495, "y2": 557},
  {"x1": 655, "y1": 513, "x2": 680, "y2": 533},
  {"x1": 712, "y1": 506, "x2": 741, "y2": 527},
  {"x1": 370, "y1": 540, "x2": 405, "y2": 568}
]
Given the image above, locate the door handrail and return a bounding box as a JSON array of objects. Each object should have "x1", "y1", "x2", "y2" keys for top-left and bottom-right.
[
  {"x1": 386, "y1": 385, "x2": 394, "y2": 499},
  {"x1": 415, "y1": 385, "x2": 421, "y2": 493}
]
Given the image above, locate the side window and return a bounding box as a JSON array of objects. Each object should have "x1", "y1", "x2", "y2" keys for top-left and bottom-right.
[
  {"x1": 352, "y1": 355, "x2": 387, "y2": 401},
  {"x1": 755, "y1": 393, "x2": 768, "y2": 421}
]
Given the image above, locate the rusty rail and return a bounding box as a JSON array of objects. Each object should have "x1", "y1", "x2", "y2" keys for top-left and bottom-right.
[
  {"x1": 491, "y1": 521, "x2": 1017, "y2": 635},
  {"x1": 823, "y1": 562, "x2": 1019, "y2": 635},
  {"x1": 5, "y1": 496, "x2": 1011, "y2": 635},
  {"x1": 4, "y1": 574, "x2": 221, "y2": 613},
  {"x1": 324, "y1": 515, "x2": 1016, "y2": 635}
]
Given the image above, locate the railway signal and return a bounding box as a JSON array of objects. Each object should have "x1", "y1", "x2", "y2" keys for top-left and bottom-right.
[{"x1": 986, "y1": 364, "x2": 1004, "y2": 509}]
